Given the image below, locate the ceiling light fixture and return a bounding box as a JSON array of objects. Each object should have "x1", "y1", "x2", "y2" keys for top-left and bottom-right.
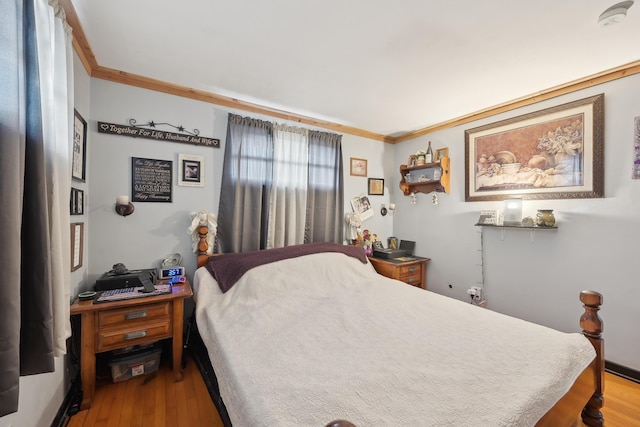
[{"x1": 598, "y1": 1, "x2": 634, "y2": 27}]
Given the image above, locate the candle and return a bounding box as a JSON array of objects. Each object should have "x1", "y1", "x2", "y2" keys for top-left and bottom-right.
[{"x1": 116, "y1": 195, "x2": 129, "y2": 205}]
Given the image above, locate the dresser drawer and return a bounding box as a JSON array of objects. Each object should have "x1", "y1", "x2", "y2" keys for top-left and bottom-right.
[
  {"x1": 98, "y1": 302, "x2": 171, "y2": 329},
  {"x1": 96, "y1": 319, "x2": 172, "y2": 351}
]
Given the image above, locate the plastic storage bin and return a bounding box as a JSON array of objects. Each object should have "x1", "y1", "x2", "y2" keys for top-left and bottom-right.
[{"x1": 109, "y1": 344, "x2": 162, "y2": 383}]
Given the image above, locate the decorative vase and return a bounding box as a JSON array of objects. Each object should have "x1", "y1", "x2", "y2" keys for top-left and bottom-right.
[
  {"x1": 415, "y1": 155, "x2": 426, "y2": 166},
  {"x1": 536, "y1": 209, "x2": 556, "y2": 227},
  {"x1": 364, "y1": 245, "x2": 373, "y2": 256}
]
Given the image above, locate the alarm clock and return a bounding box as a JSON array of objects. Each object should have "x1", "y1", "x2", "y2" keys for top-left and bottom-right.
[{"x1": 158, "y1": 266, "x2": 185, "y2": 279}]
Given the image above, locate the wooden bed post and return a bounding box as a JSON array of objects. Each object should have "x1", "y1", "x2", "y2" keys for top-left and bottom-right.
[
  {"x1": 196, "y1": 224, "x2": 210, "y2": 268},
  {"x1": 579, "y1": 290, "x2": 604, "y2": 427}
]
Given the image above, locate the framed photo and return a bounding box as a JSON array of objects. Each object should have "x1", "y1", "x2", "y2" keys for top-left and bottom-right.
[
  {"x1": 350, "y1": 157, "x2": 368, "y2": 177},
  {"x1": 435, "y1": 147, "x2": 449, "y2": 162},
  {"x1": 368, "y1": 178, "x2": 384, "y2": 195},
  {"x1": 178, "y1": 153, "x2": 205, "y2": 187},
  {"x1": 72, "y1": 109, "x2": 87, "y2": 182},
  {"x1": 350, "y1": 194, "x2": 374, "y2": 221},
  {"x1": 70, "y1": 222, "x2": 84, "y2": 272},
  {"x1": 465, "y1": 94, "x2": 604, "y2": 201},
  {"x1": 70, "y1": 188, "x2": 84, "y2": 215}
]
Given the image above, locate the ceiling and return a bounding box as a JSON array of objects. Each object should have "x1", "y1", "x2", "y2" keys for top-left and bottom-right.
[{"x1": 67, "y1": 0, "x2": 640, "y2": 141}]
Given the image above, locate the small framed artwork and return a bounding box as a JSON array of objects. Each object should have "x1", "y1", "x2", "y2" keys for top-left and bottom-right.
[
  {"x1": 350, "y1": 157, "x2": 368, "y2": 177},
  {"x1": 178, "y1": 153, "x2": 205, "y2": 187},
  {"x1": 72, "y1": 109, "x2": 87, "y2": 182},
  {"x1": 435, "y1": 147, "x2": 449, "y2": 162},
  {"x1": 70, "y1": 222, "x2": 84, "y2": 272},
  {"x1": 70, "y1": 188, "x2": 84, "y2": 215},
  {"x1": 368, "y1": 178, "x2": 384, "y2": 195}
]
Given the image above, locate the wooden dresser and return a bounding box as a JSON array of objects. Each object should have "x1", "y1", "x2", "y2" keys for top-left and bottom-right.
[
  {"x1": 368, "y1": 256, "x2": 430, "y2": 289},
  {"x1": 70, "y1": 280, "x2": 192, "y2": 410}
]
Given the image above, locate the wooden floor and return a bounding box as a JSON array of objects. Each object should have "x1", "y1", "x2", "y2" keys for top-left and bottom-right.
[
  {"x1": 68, "y1": 358, "x2": 639, "y2": 427},
  {"x1": 67, "y1": 355, "x2": 224, "y2": 427}
]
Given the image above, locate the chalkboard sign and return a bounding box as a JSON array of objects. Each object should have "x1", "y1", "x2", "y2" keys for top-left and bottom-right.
[{"x1": 131, "y1": 157, "x2": 172, "y2": 202}]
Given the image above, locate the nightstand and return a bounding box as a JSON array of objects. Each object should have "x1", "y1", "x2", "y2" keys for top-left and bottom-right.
[
  {"x1": 368, "y1": 257, "x2": 430, "y2": 289},
  {"x1": 70, "y1": 280, "x2": 192, "y2": 410}
]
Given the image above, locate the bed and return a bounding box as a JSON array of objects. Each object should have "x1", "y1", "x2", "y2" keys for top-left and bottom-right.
[{"x1": 192, "y1": 233, "x2": 604, "y2": 426}]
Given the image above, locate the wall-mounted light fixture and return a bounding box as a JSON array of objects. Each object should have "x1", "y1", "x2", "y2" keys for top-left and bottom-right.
[
  {"x1": 115, "y1": 195, "x2": 135, "y2": 217},
  {"x1": 388, "y1": 203, "x2": 395, "y2": 216}
]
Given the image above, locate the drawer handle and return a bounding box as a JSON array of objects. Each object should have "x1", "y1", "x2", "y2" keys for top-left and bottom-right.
[
  {"x1": 407, "y1": 267, "x2": 416, "y2": 272},
  {"x1": 125, "y1": 310, "x2": 148, "y2": 320},
  {"x1": 407, "y1": 277, "x2": 416, "y2": 282},
  {"x1": 124, "y1": 330, "x2": 148, "y2": 340}
]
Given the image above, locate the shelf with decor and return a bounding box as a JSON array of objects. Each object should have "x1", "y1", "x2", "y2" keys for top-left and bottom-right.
[
  {"x1": 399, "y1": 156, "x2": 450, "y2": 196},
  {"x1": 475, "y1": 223, "x2": 557, "y2": 243}
]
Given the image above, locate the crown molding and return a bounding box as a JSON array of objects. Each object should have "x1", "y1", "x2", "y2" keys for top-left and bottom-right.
[{"x1": 59, "y1": 1, "x2": 639, "y2": 145}]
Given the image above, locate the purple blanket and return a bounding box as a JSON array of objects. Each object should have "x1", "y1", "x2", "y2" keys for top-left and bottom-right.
[{"x1": 205, "y1": 242, "x2": 368, "y2": 293}]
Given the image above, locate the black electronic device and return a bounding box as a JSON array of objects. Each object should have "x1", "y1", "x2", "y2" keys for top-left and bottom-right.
[
  {"x1": 399, "y1": 240, "x2": 416, "y2": 256},
  {"x1": 95, "y1": 266, "x2": 157, "y2": 292},
  {"x1": 159, "y1": 266, "x2": 185, "y2": 279},
  {"x1": 373, "y1": 247, "x2": 408, "y2": 259}
]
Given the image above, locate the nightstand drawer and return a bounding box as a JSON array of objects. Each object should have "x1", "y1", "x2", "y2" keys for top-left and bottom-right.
[
  {"x1": 401, "y1": 274, "x2": 422, "y2": 287},
  {"x1": 98, "y1": 302, "x2": 171, "y2": 328},
  {"x1": 399, "y1": 264, "x2": 422, "y2": 277},
  {"x1": 96, "y1": 320, "x2": 171, "y2": 351}
]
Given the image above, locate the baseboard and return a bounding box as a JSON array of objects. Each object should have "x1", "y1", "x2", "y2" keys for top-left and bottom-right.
[
  {"x1": 605, "y1": 360, "x2": 640, "y2": 384},
  {"x1": 49, "y1": 374, "x2": 82, "y2": 427}
]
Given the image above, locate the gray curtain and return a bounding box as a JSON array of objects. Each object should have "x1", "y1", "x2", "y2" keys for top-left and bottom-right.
[
  {"x1": 217, "y1": 114, "x2": 274, "y2": 252},
  {"x1": 217, "y1": 114, "x2": 344, "y2": 253},
  {"x1": 0, "y1": 0, "x2": 55, "y2": 417},
  {"x1": 305, "y1": 130, "x2": 344, "y2": 243}
]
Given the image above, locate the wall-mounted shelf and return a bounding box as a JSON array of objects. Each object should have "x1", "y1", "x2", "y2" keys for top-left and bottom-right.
[
  {"x1": 475, "y1": 223, "x2": 557, "y2": 243},
  {"x1": 399, "y1": 156, "x2": 450, "y2": 196}
]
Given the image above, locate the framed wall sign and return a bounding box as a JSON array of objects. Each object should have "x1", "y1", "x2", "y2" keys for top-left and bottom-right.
[
  {"x1": 132, "y1": 157, "x2": 173, "y2": 202},
  {"x1": 465, "y1": 94, "x2": 604, "y2": 201},
  {"x1": 72, "y1": 109, "x2": 87, "y2": 182},
  {"x1": 350, "y1": 157, "x2": 368, "y2": 177},
  {"x1": 70, "y1": 222, "x2": 84, "y2": 271},
  {"x1": 178, "y1": 153, "x2": 205, "y2": 187}
]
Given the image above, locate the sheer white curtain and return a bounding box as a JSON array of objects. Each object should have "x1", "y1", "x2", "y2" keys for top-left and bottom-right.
[
  {"x1": 267, "y1": 124, "x2": 309, "y2": 248},
  {"x1": 35, "y1": 0, "x2": 73, "y2": 356}
]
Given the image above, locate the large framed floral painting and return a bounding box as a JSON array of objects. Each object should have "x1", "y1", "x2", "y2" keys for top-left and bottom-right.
[{"x1": 465, "y1": 94, "x2": 604, "y2": 201}]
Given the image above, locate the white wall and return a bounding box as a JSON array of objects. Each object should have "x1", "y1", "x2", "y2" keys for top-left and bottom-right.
[
  {"x1": 392, "y1": 74, "x2": 640, "y2": 371},
  {"x1": 86, "y1": 79, "x2": 395, "y2": 283}
]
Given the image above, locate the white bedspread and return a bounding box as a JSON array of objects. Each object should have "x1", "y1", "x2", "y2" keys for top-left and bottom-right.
[{"x1": 194, "y1": 252, "x2": 595, "y2": 427}]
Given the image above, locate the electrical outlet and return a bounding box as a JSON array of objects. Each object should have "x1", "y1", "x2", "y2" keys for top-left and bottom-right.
[{"x1": 468, "y1": 286, "x2": 484, "y2": 305}]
